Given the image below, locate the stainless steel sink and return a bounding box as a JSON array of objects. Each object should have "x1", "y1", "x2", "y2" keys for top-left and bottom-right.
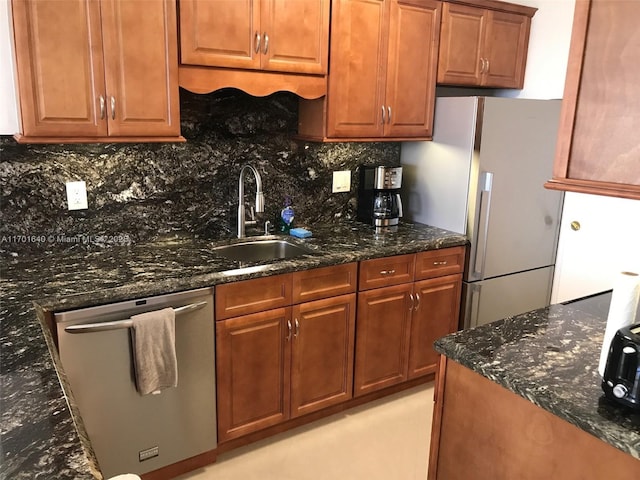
[{"x1": 212, "y1": 239, "x2": 313, "y2": 263}]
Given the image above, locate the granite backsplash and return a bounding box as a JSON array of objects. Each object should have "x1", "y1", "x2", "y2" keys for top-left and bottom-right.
[{"x1": 0, "y1": 89, "x2": 400, "y2": 252}]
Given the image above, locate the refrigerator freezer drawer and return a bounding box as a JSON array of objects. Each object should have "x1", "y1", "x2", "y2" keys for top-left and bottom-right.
[{"x1": 462, "y1": 267, "x2": 554, "y2": 329}]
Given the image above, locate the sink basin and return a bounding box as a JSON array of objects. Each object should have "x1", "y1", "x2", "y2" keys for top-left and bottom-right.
[{"x1": 212, "y1": 239, "x2": 313, "y2": 263}]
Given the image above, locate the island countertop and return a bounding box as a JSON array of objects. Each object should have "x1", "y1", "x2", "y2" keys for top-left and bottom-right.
[
  {"x1": 434, "y1": 293, "x2": 640, "y2": 460},
  {"x1": 0, "y1": 220, "x2": 466, "y2": 479}
]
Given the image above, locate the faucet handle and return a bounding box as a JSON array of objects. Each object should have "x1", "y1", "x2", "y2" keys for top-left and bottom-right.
[{"x1": 264, "y1": 220, "x2": 272, "y2": 235}]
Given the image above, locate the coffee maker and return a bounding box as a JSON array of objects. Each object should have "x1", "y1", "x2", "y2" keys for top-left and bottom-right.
[{"x1": 357, "y1": 165, "x2": 403, "y2": 229}]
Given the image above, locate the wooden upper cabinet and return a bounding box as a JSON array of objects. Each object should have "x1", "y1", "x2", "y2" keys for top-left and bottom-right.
[
  {"x1": 179, "y1": 0, "x2": 329, "y2": 74},
  {"x1": 321, "y1": 0, "x2": 441, "y2": 140},
  {"x1": 11, "y1": 0, "x2": 181, "y2": 143},
  {"x1": 545, "y1": 0, "x2": 640, "y2": 200},
  {"x1": 11, "y1": 0, "x2": 107, "y2": 138},
  {"x1": 437, "y1": 2, "x2": 534, "y2": 89}
]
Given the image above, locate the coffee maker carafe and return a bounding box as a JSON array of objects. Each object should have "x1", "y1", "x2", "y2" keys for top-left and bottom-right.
[{"x1": 357, "y1": 165, "x2": 403, "y2": 228}]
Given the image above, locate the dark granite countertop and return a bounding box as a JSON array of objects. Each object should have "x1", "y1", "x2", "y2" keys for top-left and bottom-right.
[
  {"x1": 435, "y1": 293, "x2": 640, "y2": 461},
  {"x1": 0, "y1": 220, "x2": 466, "y2": 479}
]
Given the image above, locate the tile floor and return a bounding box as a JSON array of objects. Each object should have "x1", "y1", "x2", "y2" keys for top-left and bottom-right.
[{"x1": 176, "y1": 383, "x2": 434, "y2": 480}]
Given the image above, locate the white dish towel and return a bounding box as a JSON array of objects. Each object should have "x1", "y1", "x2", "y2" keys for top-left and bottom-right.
[{"x1": 130, "y1": 307, "x2": 178, "y2": 395}]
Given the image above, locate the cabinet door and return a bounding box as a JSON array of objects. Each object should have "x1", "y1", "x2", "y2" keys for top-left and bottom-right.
[
  {"x1": 260, "y1": 0, "x2": 329, "y2": 74},
  {"x1": 547, "y1": 0, "x2": 640, "y2": 199},
  {"x1": 290, "y1": 294, "x2": 356, "y2": 417},
  {"x1": 354, "y1": 283, "x2": 413, "y2": 396},
  {"x1": 100, "y1": 0, "x2": 180, "y2": 137},
  {"x1": 436, "y1": 3, "x2": 484, "y2": 86},
  {"x1": 326, "y1": 0, "x2": 388, "y2": 138},
  {"x1": 12, "y1": 0, "x2": 107, "y2": 137},
  {"x1": 384, "y1": 0, "x2": 441, "y2": 138},
  {"x1": 216, "y1": 308, "x2": 291, "y2": 442},
  {"x1": 408, "y1": 274, "x2": 461, "y2": 379},
  {"x1": 179, "y1": 0, "x2": 260, "y2": 69},
  {"x1": 482, "y1": 10, "x2": 530, "y2": 88}
]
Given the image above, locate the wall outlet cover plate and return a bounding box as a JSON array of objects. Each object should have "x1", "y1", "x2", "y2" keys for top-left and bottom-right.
[
  {"x1": 332, "y1": 170, "x2": 351, "y2": 193},
  {"x1": 65, "y1": 181, "x2": 88, "y2": 210}
]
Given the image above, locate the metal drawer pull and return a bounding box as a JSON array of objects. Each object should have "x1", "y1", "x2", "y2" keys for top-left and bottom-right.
[
  {"x1": 433, "y1": 261, "x2": 448, "y2": 266},
  {"x1": 99, "y1": 95, "x2": 105, "y2": 119},
  {"x1": 64, "y1": 301, "x2": 208, "y2": 334},
  {"x1": 263, "y1": 32, "x2": 269, "y2": 54},
  {"x1": 379, "y1": 269, "x2": 396, "y2": 275},
  {"x1": 294, "y1": 318, "x2": 299, "y2": 337},
  {"x1": 287, "y1": 320, "x2": 292, "y2": 341},
  {"x1": 414, "y1": 293, "x2": 421, "y2": 311},
  {"x1": 255, "y1": 32, "x2": 261, "y2": 53}
]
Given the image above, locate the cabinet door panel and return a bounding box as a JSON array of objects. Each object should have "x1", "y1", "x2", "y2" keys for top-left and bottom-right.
[
  {"x1": 409, "y1": 275, "x2": 461, "y2": 378},
  {"x1": 101, "y1": 0, "x2": 180, "y2": 136},
  {"x1": 216, "y1": 308, "x2": 291, "y2": 442},
  {"x1": 437, "y1": 3, "x2": 484, "y2": 86},
  {"x1": 326, "y1": 0, "x2": 387, "y2": 138},
  {"x1": 384, "y1": 0, "x2": 440, "y2": 138},
  {"x1": 483, "y1": 10, "x2": 529, "y2": 88},
  {"x1": 179, "y1": 0, "x2": 260, "y2": 69},
  {"x1": 12, "y1": 0, "x2": 106, "y2": 137},
  {"x1": 354, "y1": 283, "x2": 413, "y2": 396},
  {"x1": 290, "y1": 294, "x2": 356, "y2": 417},
  {"x1": 260, "y1": 0, "x2": 329, "y2": 74}
]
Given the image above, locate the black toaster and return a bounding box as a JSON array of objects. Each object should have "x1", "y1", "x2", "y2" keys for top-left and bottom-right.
[{"x1": 601, "y1": 322, "x2": 640, "y2": 410}]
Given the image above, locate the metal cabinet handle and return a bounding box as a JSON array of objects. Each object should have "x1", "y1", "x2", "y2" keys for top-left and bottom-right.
[
  {"x1": 99, "y1": 95, "x2": 105, "y2": 119},
  {"x1": 379, "y1": 269, "x2": 396, "y2": 276},
  {"x1": 255, "y1": 32, "x2": 261, "y2": 53},
  {"x1": 409, "y1": 293, "x2": 415, "y2": 311},
  {"x1": 381, "y1": 105, "x2": 386, "y2": 124},
  {"x1": 414, "y1": 292, "x2": 421, "y2": 312},
  {"x1": 433, "y1": 261, "x2": 448, "y2": 266},
  {"x1": 110, "y1": 96, "x2": 116, "y2": 120},
  {"x1": 263, "y1": 32, "x2": 269, "y2": 54},
  {"x1": 387, "y1": 106, "x2": 392, "y2": 123},
  {"x1": 287, "y1": 319, "x2": 292, "y2": 341},
  {"x1": 294, "y1": 318, "x2": 299, "y2": 338},
  {"x1": 485, "y1": 59, "x2": 489, "y2": 73}
]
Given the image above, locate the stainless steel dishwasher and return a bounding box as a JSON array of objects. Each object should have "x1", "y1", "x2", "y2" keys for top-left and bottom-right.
[{"x1": 55, "y1": 287, "x2": 216, "y2": 478}]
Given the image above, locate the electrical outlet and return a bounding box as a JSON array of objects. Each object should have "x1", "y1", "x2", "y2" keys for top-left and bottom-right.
[
  {"x1": 65, "y1": 181, "x2": 88, "y2": 210},
  {"x1": 332, "y1": 170, "x2": 351, "y2": 193}
]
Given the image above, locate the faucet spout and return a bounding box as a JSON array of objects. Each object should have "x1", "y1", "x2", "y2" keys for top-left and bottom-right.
[{"x1": 238, "y1": 164, "x2": 264, "y2": 238}]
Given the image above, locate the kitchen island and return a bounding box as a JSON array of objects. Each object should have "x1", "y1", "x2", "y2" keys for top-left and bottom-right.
[
  {"x1": 0, "y1": 220, "x2": 466, "y2": 480},
  {"x1": 429, "y1": 293, "x2": 640, "y2": 479}
]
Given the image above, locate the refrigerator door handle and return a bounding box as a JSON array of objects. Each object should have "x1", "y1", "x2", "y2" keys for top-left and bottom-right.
[
  {"x1": 467, "y1": 283, "x2": 482, "y2": 329},
  {"x1": 473, "y1": 172, "x2": 493, "y2": 279}
]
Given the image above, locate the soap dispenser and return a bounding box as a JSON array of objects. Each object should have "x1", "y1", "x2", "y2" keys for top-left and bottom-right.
[{"x1": 278, "y1": 195, "x2": 295, "y2": 233}]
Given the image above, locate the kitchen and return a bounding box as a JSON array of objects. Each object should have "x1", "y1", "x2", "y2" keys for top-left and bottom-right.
[{"x1": 1, "y1": 0, "x2": 640, "y2": 479}]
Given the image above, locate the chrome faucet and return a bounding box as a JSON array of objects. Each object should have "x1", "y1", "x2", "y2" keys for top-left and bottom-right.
[{"x1": 237, "y1": 164, "x2": 264, "y2": 238}]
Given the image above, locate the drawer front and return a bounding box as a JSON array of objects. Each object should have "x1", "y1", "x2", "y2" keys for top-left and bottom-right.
[
  {"x1": 358, "y1": 254, "x2": 416, "y2": 291},
  {"x1": 415, "y1": 246, "x2": 465, "y2": 280},
  {"x1": 216, "y1": 274, "x2": 292, "y2": 320},
  {"x1": 292, "y1": 263, "x2": 358, "y2": 304}
]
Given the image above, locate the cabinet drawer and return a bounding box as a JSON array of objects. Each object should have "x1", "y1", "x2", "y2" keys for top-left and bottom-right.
[
  {"x1": 358, "y1": 254, "x2": 415, "y2": 291},
  {"x1": 216, "y1": 274, "x2": 292, "y2": 320},
  {"x1": 292, "y1": 263, "x2": 357, "y2": 304},
  {"x1": 415, "y1": 246, "x2": 465, "y2": 280}
]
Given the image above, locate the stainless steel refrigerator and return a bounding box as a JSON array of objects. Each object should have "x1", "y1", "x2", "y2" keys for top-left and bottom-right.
[{"x1": 400, "y1": 96, "x2": 563, "y2": 329}]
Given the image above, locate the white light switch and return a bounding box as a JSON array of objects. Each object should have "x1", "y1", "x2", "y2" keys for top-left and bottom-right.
[
  {"x1": 65, "y1": 181, "x2": 88, "y2": 210},
  {"x1": 332, "y1": 170, "x2": 351, "y2": 193}
]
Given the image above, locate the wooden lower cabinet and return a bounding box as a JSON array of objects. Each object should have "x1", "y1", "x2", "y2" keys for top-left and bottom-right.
[
  {"x1": 216, "y1": 308, "x2": 291, "y2": 442},
  {"x1": 408, "y1": 274, "x2": 462, "y2": 378},
  {"x1": 216, "y1": 294, "x2": 356, "y2": 442},
  {"x1": 354, "y1": 272, "x2": 463, "y2": 396},
  {"x1": 291, "y1": 294, "x2": 356, "y2": 417}
]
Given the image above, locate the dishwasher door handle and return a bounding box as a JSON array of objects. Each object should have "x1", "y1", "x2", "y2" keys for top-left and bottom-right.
[{"x1": 64, "y1": 301, "x2": 208, "y2": 334}]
